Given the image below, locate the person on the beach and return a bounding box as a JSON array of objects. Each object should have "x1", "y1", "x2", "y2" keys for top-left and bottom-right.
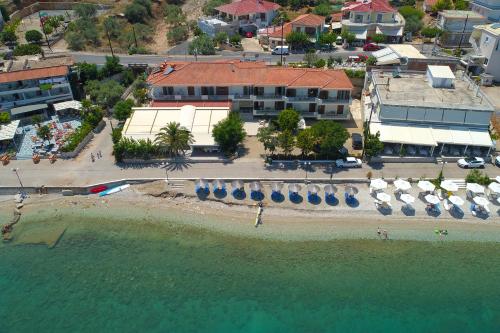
[
  {"x1": 377, "y1": 227, "x2": 382, "y2": 239},
  {"x1": 91, "y1": 153, "x2": 95, "y2": 162},
  {"x1": 98, "y1": 150, "x2": 102, "y2": 158},
  {"x1": 383, "y1": 230, "x2": 388, "y2": 240}
]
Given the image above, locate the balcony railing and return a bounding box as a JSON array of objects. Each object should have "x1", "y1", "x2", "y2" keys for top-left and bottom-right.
[
  {"x1": 286, "y1": 96, "x2": 317, "y2": 102},
  {"x1": 320, "y1": 98, "x2": 350, "y2": 104},
  {"x1": 253, "y1": 94, "x2": 285, "y2": 100}
]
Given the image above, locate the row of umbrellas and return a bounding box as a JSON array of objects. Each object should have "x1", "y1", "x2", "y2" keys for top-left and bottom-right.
[{"x1": 370, "y1": 178, "x2": 500, "y2": 195}]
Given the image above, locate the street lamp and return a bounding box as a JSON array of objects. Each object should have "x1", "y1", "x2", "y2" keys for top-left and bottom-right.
[
  {"x1": 12, "y1": 168, "x2": 24, "y2": 190},
  {"x1": 440, "y1": 161, "x2": 447, "y2": 174},
  {"x1": 302, "y1": 161, "x2": 311, "y2": 181},
  {"x1": 164, "y1": 162, "x2": 170, "y2": 183}
]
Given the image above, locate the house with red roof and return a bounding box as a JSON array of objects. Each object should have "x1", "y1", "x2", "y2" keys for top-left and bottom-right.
[
  {"x1": 341, "y1": 0, "x2": 405, "y2": 43},
  {"x1": 147, "y1": 60, "x2": 354, "y2": 120},
  {"x1": 214, "y1": 0, "x2": 280, "y2": 32},
  {"x1": 259, "y1": 14, "x2": 326, "y2": 49}
]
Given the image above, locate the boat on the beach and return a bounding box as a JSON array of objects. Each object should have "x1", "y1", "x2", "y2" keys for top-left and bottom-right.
[
  {"x1": 90, "y1": 185, "x2": 108, "y2": 194},
  {"x1": 98, "y1": 184, "x2": 130, "y2": 197}
]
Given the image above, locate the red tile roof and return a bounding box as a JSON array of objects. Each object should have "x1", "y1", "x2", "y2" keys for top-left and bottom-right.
[
  {"x1": 331, "y1": 12, "x2": 343, "y2": 22},
  {"x1": 151, "y1": 101, "x2": 232, "y2": 107},
  {"x1": 0, "y1": 65, "x2": 69, "y2": 84},
  {"x1": 342, "y1": 0, "x2": 396, "y2": 13},
  {"x1": 266, "y1": 22, "x2": 292, "y2": 38},
  {"x1": 264, "y1": 14, "x2": 325, "y2": 38},
  {"x1": 216, "y1": 0, "x2": 280, "y2": 16},
  {"x1": 148, "y1": 61, "x2": 353, "y2": 90}
]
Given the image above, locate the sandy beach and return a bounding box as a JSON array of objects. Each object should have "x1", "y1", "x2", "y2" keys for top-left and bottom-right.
[{"x1": 1, "y1": 180, "x2": 500, "y2": 244}]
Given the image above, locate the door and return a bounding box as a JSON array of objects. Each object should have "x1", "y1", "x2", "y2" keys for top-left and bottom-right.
[
  {"x1": 309, "y1": 103, "x2": 316, "y2": 113},
  {"x1": 318, "y1": 105, "x2": 325, "y2": 114},
  {"x1": 187, "y1": 86, "x2": 195, "y2": 96},
  {"x1": 337, "y1": 105, "x2": 344, "y2": 115}
]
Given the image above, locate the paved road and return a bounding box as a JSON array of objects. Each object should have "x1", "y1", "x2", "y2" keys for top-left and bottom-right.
[{"x1": 70, "y1": 49, "x2": 369, "y2": 65}]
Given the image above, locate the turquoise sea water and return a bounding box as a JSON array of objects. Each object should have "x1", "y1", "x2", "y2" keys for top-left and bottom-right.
[{"x1": 1, "y1": 217, "x2": 500, "y2": 333}]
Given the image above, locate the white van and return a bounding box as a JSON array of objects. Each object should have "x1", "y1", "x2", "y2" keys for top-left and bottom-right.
[{"x1": 271, "y1": 46, "x2": 289, "y2": 55}]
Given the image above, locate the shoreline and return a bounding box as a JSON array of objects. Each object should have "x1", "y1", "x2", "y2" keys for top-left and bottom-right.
[{"x1": 1, "y1": 182, "x2": 500, "y2": 244}]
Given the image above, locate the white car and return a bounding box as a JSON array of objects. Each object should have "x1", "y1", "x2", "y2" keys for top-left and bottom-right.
[
  {"x1": 335, "y1": 157, "x2": 362, "y2": 168},
  {"x1": 495, "y1": 155, "x2": 500, "y2": 167},
  {"x1": 457, "y1": 157, "x2": 485, "y2": 169}
]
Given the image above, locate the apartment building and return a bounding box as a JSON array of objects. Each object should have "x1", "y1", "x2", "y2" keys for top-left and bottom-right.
[
  {"x1": 437, "y1": 10, "x2": 487, "y2": 47},
  {"x1": 471, "y1": 0, "x2": 500, "y2": 22},
  {"x1": 469, "y1": 23, "x2": 500, "y2": 82},
  {"x1": 366, "y1": 66, "x2": 496, "y2": 158},
  {"x1": 341, "y1": 0, "x2": 405, "y2": 43},
  {"x1": 147, "y1": 61, "x2": 354, "y2": 120},
  {"x1": 0, "y1": 56, "x2": 74, "y2": 119}
]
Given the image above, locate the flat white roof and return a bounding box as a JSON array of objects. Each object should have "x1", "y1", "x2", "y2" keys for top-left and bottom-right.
[
  {"x1": 370, "y1": 123, "x2": 493, "y2": 147},
  {"x1": 122, "y1": 105, "x2": 230, "y2": 147},
  {"x1": 427, "y1": 65, "x2": 455, "y2": 79},
  {"x1": 53, "y1": 100, "x2": 82, "y2": 112},
  {"x1": 0, "y1": 120, "x2": 20, "y2": 141},
  {"x1": 389, "y1": 44, "x2": 426, "y2": 59}
]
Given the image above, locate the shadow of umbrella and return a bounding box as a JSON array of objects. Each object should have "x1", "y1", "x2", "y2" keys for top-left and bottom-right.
[
  {"x1": 288, "y1": 183, "x2": 302, "y2": 204},
  {"x1": 344, "y1": 185, "x2": 359, "y2": 207},
  {"x1": 231, "y1": 180, "x2": 246, "y2": 200},
  {"x1": 250, "y1": 181, "x2": 264, "y2": 201},
  {"x1": 324, "y1": 184, "x2": 338, "y2": 206},
  {"x1": 212, "y1": 179, "x2": 227, "y2": 199},
  {"x1": 271, "y1": 182, "x2": 284, "y2": 203},
  {"x1": 307, "y1": 184, "x2": 321, "y2": 205},
  {"x1": 195, "y1": 178, "x2": 209, "y2": 200}
]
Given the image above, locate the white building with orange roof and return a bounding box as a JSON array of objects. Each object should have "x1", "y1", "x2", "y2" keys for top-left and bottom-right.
[{"x1": 147, "y1": 60, "x2": 354, "y2": 120}]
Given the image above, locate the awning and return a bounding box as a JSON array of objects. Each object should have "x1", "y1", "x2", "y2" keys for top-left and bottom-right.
[
  {"x1": 348, "y1": 27, "x2": 367, "y2": 40},
  {"x1": 53, "y1": 100, "x2": 82, "y2": 112},
  {"x1": 0, "y1": 120, "x2": 20, "y2": 141},
  {"x1": 376, "y1": 26, "x2": 404, "y2": 37},
  {"x1": 10, "y1": 103, "x2": 48, "y2": 116},
  {"x1": 371, "y1": 45, "x2": 401, "y2": 65},
  {"x1": 331, "y1": 22, "x2": 342, "y2": 30}
]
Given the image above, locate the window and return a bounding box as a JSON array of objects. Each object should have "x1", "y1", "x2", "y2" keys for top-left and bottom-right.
[
  {"x1": 337, "y1": 105, "x2": 344, "y2": 115},
  {"x1": 286, "y1": 89, "x2": 296, "y2": 97},
  {"x1": 253, "y1": 87, "x2": 264, "y2": 96},
  {"x1": 201, "y1": 87, "x2": 214, "y2": 95},
  {"x1": 318, "y1": 105, "x2": 325, "y2": 114},
  {"x1": 188, "y1": 86, "x2": 195, "y2": 95},
  {"x1": 377, "y1": 14, "x2": 383, "y2": 23},
  {"x1": 337, "y1": 90, "x2": 350, "y2": 100},
  {"x1": 484, "y1": 58, "x2": 489, "y2": 65},
  {"x1": 216, "y1": 86, "x2": 229, "y2": 95},
  {"x1": 309, "y1": 103, "x2": 316, "y2": 113},
  {"x1": 307, "y1": 88, "x2": 318, "y2": 97},
  {"x1": 319, "y1": 90, "x2": 329, "y2": 99},
  {"x1": 286, "y1": 103, "x2": 293, "y2": 109},
  {"x1": 275, "y1": 87, "x2": 284, "y2": 96},
  {"x1": 254, "y1": 101, "x2": 264, "y2": 110},
  {"x1": 275, "y1": 101, "x2": 285, "y2": 110},
  {"x1": 162, "y1": 86, "x2": 174, "y2": 95}
]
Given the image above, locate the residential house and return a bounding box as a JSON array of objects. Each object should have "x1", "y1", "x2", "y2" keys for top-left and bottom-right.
[
  {"x1": 469, "y1": 23, "x2": 500, "y2": 83},
  {"x1": 423, "y1": 0, "x2": 438, "y2": 13},
  {"x1": 437, "y1": 10, "x2": 487, "y2": 47},
  {"x1": 471, "y1": 0, "x2": 500, "y2": 22},
  {"x1": 0, "y1": 56, "x2": 74, "y2": 119},
  {"x1": 341, "y1": 0, "x2": 405, "y2": 44},
  {"x1": 214, "y1": 0, "x2": 280, "y2": 33},
  {"x1": 366, "y1": 66, "x2": 496, "y2": 159},
  {"x1": 259, "y1": 14, "x2": 326, "y2": 49},
  {"x1": 147, "y1": 61, "x2": 354, "y2": 120}
]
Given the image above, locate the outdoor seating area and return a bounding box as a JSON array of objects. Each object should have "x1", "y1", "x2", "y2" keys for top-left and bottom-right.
[
  {"x1": 188, "y1": 178, "x2": 500, "y2": 220},
  {"x1": 16, "y1": 115, "x2": 82, "y2": 159}
]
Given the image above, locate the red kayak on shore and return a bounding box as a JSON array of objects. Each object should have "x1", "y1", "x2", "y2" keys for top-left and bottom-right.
[{"x1": 90, "y1": 185, "x2": 108, "y2": 194}]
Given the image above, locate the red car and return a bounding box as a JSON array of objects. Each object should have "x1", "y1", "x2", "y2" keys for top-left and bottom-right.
[
  {"x1": 363, "y1": 43, "x2": 381, "y2": 51},
  {"x1": 245, "y1": 31, "x2": 253, "y2": 38}
]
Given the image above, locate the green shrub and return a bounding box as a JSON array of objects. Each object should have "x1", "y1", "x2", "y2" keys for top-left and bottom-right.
[
  {"x1": 465, "y1": 169, "x2": 491, "y2": 186},
  {"x1": 13, "y1": 44, "x2": 42, "y2": 56},
  {"x1": 314, "y1": 58, "x2": 326, "y2": 68},
  {"x1": 25, "y1": 30, "x2": 43, "y2": 43},
  {"x1": 0, "y1": 112, "x2": 10, "y2": 124},
  {"x1": 112, "y1": 127, "x2": 123, "y2": 145},
  {"x1": 344, "y1": 69, "x2": 366, "y2": 78},
  {"x1": 167, "y1": 25, "x2": 189, "y2": 44},
  {"x1": 229, "y1": 34, "x2": 241, "y2": 45},
  {"x1": 61, "y1": 122, "x2": 93, "y2": 152},
  {"x1": 189, "y1": 34, "x2": 216, "y2": 55}
]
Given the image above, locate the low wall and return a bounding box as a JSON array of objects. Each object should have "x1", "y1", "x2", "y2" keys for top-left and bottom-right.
[{"x1": 9, "y1": 1, "x2": 112, "y2": 21}]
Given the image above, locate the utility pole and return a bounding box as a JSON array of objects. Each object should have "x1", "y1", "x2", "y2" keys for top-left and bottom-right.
[
  {"x1": 12, "y1": 168, "x2": 24, "y2": 191},
  {"x1": 38, "y1": 12, "x2": 52, "y2": 52},
  {"x1": 457, "y1": 14, "x2": 469, "y2": 51},
  {"x1": 104, "y1": 24, "x2": 115, "y2": 57}
]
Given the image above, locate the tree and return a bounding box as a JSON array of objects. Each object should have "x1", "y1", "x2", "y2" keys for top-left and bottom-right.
[
  {"x1": 278, "y1": 108, "x2": 300, "y2": 132},
  {"x1": 0, "y1": 30, "x2": 17, "y2": 44},
  {"x1": 310, "y1": 120, "x2": 349, "y2": 158},
  {"x1": 85, "y1": 80, "x2": 125, "y2": 108},
  {"x1": 341, "y1": 30, "x2": 356, "y2": 44},
  {"x1": 167, "y1": 26, "x2": 189, "y2": 44},
  {"x1": 65, "y1": 31, "x2": 86, "y2": 50},
  {"x1": 313, "y1": 3, "x2": 332, "y2": 16},
  {"x1": 43, "y1": 23, "x2": 54, "y2": 35},
  {"x1": 76, "y1": 62, "x2": 98, "y2": 83},
  {"x1": 45, "y1": 16, "x2": 62, "y2": 33},
  {"x1": 25, "y1": 30, "x2": 43, "y2": 43},
  {"x1": 154, "y1": 122, "x2": 194, "y2": 156},
  {"x1": 405, "y1": 16, "x2": 423, "y2": 34},
  {"x1": 100, "y1": 56, "x2": 123, "y2": 77},
  {"x1": 37, "y1": 125, "x2": 52, "y2": 140},
  {"x1": 296, "y1": 128, "x2": 315, "y2": 157},
  {"x1": 133, "y1": 87, "x2": 148, "y2": 105},
  {"x1": 399, "y1": 6, "x2": 424, "y2": 20},
  {"x1": 74, "y1": 3, "x2": 97, "y2": 19},
  {"x1": 257, "y1": 125, "x2": 277, "y2": 155},
  {"x1": 164, "y1": 4, "x2": 186, "y2": 25},
  {"x1": 372, "y1": 33, "x2": 386, "y2": 44},
  {"x1": 421, "y1": 26, "x2": 442, "y2": 38},
  {"x1": 432, "y1": 0, "x2": 453, "y2": 12},
  {"x1": 113, "y1": 99, "x2": 135, "y2": 121},
  {"x1": 286, "y1": 31, "x2": 309, "y2": 50},
  {"x1": 318, "y1": 32, "x2": 336, "y2": 48},
  {"x1": 277, "y1": 130, "x2": 295, "y2": 156},
  {"x1": 0, "y1": 112, "x2": 11, "y2": 124},
  {"x1": 125, "y1": 3, "x2": 149, "y2": 23},
  {"x1": 133, "y1": 0, "x2": 153, "y2": 16},
  {"x1": 363, "y1": 132, "x2": 384, "y2": 158},
  {"x1": 203, "y1": 0, "x2": 231, "y2": 16},
  {"x1": 212, "y1": 113, "x2": 246, "y2": 155},
  {"x1": 104, "y1": 17, "x2": 122, "y2": 39},
  {"x1": 214, "y1": 31, "x2": 228, "y2": 45},
  {"x1": 13, "y1": 44, "x2": 42, "y2": 56},
  {"x1": 366, "y1": 55, "x2": 377, "y2": 66},
  {"x1": 189, "y1": 34, "x2": 216, "y2": 55},
  {"x1": 229, "y1": 34, "x2": 241, "y2": 45},
  {"x1": 303, "y1": 51, "x2": 319, "y2": 67},
  {"x1": 454, "y1": 0, "x2": 468, "y2": 10}
]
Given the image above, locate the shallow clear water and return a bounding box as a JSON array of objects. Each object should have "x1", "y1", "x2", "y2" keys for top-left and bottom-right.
[{"x1": 1, "y1": 216, "x2": 500, "y2": 333}]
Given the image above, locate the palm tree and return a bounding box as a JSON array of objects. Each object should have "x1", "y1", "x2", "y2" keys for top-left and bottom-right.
[{"x1": 154, "y1": 122, "x2": 194, "y2": 157}]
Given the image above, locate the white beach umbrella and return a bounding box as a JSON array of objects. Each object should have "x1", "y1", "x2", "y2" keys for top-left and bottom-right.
[
  {"x1": 345, "y1": 185, "x2": 359, "y2": 195},
  {"x1": 440, "y1": 180, "x2": 459, "y2": 192},
  {"x1": 393, "y1": 179, "x2": 411, "y2": 192},
  {"x1": 370, "y1": 178, "x2": 388, "y2": 190},
  {"x1": 376, "y1": 192, "x2": 391, "y2": 203},
  {"x1": 250, "y1": 181, "x2": 262, "y2": 192},
  {"x1": 288, "y1": 183, "x2": 302, "y2": 193},
  {"x1": 271, "y1": 182, "x2": 284, "y2": 192},
  {"x1": 231, "y1": 180, "x2": 244, "y2": 190},
  {"x1": 473, "y1": 196, "x2": 490, "y2": 207},
  {"x1": 448, "y1": 195, "x2": 465, "y2": 206},
  {"x1": 466, "y1": 183, "x2": 485, "y2": 194},
  {"x1": 496, "y1": 176, "x2": 500, "y2": 183},
  {"x1": 488, "y1": 182, "x2": 500, "y2": 194},
  {"x1": 424, "y1": 194, "x2": 440, "y2": 205},
  {"x1": 324, "y1": 184, "x2": 338, "y2": 195},
  {"x1": 418, "y1": 180, "x2": 435, "y2": 192},
  {"x1": 400, "y1": 193, "x2": 415, "y2": 204},
  {"x1": 195, "y1": 178, "x2": 208, "y2": 188},
  {"x1": 212, "y1": 179, "x2": 225, "y2": 190},
  {"x1": 307, "y1": 184, "x2": 320, "y2": 194}
]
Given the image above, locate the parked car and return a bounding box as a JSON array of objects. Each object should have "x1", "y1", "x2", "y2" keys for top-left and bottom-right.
[
  {"x1": 363, "y1": 43, "x2": 381, "y2": 51},
  {"x1": 495, "y1": 155, "x2": 500, "y2": 167},
  {"x1": 271, "y1": 45, "x2": 289, "y2": 55},
  {"x1": 336, "y1": 157, "x2": 362, "y2": 168},
  {"x1": 457, "y1": 157, "x2": 485, "y2": 169},
  {"x1": 351, "y1": 133, "x2": 363, "y2": 149}
]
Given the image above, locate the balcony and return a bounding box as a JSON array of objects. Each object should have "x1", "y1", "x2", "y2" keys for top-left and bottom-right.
[
  {"x1": 253, "y1": 94, "x2": 285, "y2": 100},
  {"x1": 317, "y1": 113, "x2": 349, "y2": 120},
  {"x1": 320, "y1": 98, "x2": 350, "y2": 104},
  {"x1": 286, "y1": 96, "x2": 317, "y2": 102},
  {"x1": 253, "y1": 108, "x2": 282, "y2": 116},
  {"x1": 233, "y1": 94, "x2": 251, "y2": 100},
  {"x1": 151, "y1": 94, "x2": 231, "y2": 101}
]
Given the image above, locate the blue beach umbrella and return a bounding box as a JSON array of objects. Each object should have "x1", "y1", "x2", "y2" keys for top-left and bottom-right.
[{"x1": 195, "y1": 178, "x2": 209, "y2": 194}]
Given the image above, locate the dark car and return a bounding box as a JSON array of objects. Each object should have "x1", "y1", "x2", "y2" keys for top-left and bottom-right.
[{"x1": 352, "y1": 133, "x2": 363, "y2": 149}]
